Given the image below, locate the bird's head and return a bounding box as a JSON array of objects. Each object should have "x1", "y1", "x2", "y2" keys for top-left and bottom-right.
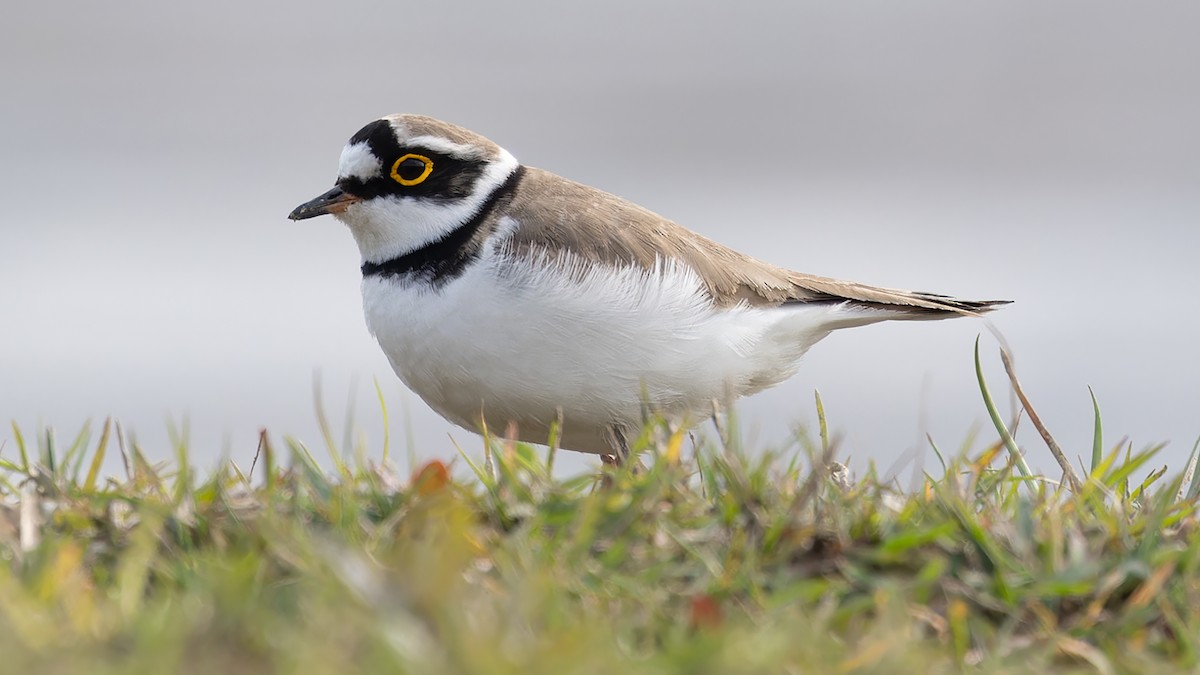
[{"x1": 289, "y1": 114, "x2": 520, "y2": 263}]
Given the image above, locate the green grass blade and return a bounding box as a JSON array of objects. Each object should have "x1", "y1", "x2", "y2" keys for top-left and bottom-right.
[
  {"x1": 1088, "y1": 387, "x2": 1103, "y2": 472},
  {"x1": 1095, "y1": 444, "x2": 1161, "y2": 494},
  {"x1": 814, "y1": 389, "x2": 829, "y2": 455},
  {"x1": 974, "y1": 336, "x2": 1031, "y2": 480},
  {"x1": 261, "y1": 430, "x2": 277, "y2": 496},
  {"x1": 452, "y1": 436, "x2": 493, "y2": 490},
  {"x1": 285, "y1": 437, "x2": 332, "y2": 502},
  {"x1": 312, "y1": 373, "x2": 349, "y2": 479},
  {"x1": 9, "y1": 422, "x2": 30, "y2": 474},
  {"x1": 373, "y1": 377, "x2": 390, "y2": 466},
  {"x1": 83, "y1": 418, "x2": 112, "y2": 493},
  {"x1": 927, "y1": 434, "x2": 948, "y2": 474},
  {"x1": 64, "y1": 421, "x2": 92, "y2": 483},
  {"x1": 42, "y1": 427, "x2": 57, "y2": 477}
]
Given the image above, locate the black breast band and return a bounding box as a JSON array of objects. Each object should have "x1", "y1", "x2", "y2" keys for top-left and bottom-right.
[{"x1": 361, "y1": 165, "x2": 526, "y2": 283}]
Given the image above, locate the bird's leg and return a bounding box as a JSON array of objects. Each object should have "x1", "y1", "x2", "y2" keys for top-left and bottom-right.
[
  {"x1": 602, "y1": 424, "x2": 632, "y2": 466},
  {"x1": 612, "y1": 424, "x2": 631, "y2": 463},
  {"x1": 596, "y1": 425, "x2": 633, "y2": 489}
]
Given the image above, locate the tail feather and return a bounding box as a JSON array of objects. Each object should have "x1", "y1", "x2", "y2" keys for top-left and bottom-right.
[
  {"x1": 835, "y1": 292, "x2": 1011, "y2": 319},
  {"x1": 783, "y1": 273, "x2": 1011, "y2": 319}
]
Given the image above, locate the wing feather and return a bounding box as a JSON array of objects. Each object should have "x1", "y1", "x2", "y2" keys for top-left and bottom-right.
[{"x1": 499, "y1": 167, "x2": 1009, "y2": 317}]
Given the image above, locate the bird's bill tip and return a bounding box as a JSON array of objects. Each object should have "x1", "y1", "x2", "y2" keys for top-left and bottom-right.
[{"x1": 288, "y1": 187, "x2": 360, "y2": 221}]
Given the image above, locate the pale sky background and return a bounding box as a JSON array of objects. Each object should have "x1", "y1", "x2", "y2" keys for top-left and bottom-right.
[{"x1": 3, "y1": 1, "x2": 1198, "y2": 480}]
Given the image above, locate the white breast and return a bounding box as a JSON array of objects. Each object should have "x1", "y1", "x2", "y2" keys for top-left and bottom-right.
[{"x1": 361, "y1": 244, "x2": 860, "y2": 453}]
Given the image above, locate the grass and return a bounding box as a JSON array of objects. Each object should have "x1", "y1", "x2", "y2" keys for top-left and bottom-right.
[{"x1": 2, "y1": 344, "x2": 1199, "y2": 673}]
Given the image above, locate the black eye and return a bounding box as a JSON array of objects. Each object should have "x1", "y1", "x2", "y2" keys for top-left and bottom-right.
[{"x1": 390, "y1": 153, "x2": 433, "y2": 186}]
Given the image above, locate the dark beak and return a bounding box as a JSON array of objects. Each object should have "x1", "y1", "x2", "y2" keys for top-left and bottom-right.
[{"x1": 288, "y1": 186, "x2": 361, "y2": 220}]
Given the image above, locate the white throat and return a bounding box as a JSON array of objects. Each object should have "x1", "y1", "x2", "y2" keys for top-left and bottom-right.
[{"x1": 335, "y1": 148, "x2": 520, "y2": 264}]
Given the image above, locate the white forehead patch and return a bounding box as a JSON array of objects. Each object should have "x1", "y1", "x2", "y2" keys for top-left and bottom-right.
[{"x1": 337, "y1": 142, "x2": 381, "y2": 181}]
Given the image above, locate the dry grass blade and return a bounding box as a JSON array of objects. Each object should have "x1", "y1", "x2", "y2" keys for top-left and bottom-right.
[
  {"x1": 998, "y1": 346, "x2": 1081, "y2": 492},
  {"x1": 18, "y1": 481, "x2": 40, "y2": 553}
]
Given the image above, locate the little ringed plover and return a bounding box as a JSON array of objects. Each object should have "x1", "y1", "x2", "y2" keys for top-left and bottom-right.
[{"x1": 289, "y1": 114, "x2": 1008, "y2": 457}]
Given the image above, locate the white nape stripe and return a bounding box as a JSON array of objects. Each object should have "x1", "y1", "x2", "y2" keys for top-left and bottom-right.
[
  {"x1": 337, "y1": 142, "x2": 381, "y2": 181},
  {"x1": 337, "y1": 148, "x2": 521, "y2": 265},
  {"x1": 384, "y1": 116, "x2": 492, "y2": 161},
  {"x1": 406, "y1": 135, "x2": 492, "y2": 161}
]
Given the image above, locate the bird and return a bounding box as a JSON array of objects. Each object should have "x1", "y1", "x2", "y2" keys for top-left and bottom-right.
[{"x1": 289, "y1": 114, "x2": 1007, "y2": 459}]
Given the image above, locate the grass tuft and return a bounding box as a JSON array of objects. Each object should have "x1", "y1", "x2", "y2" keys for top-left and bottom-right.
[{"x1": 1, "y1": 360, "x2": 1197, "y2": 671}]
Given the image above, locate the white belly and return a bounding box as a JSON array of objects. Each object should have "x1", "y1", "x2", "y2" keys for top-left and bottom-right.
[{"x1": 362, "y1": 253, "x2": 850, "y2": 453}]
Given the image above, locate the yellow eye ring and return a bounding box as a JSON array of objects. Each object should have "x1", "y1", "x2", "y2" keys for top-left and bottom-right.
[{"x1": 390, "y1": 153, "x2": 434, "y2": 186}]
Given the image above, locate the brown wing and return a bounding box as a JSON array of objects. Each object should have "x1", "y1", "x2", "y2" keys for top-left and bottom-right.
[{"x1": 501, "y1": 167, "x2": 1009, "y2": 316}]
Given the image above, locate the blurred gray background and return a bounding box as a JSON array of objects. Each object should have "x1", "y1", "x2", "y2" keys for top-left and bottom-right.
[{"x1": 3, "y1": 1, "x2": 1198, "y2": 479}]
